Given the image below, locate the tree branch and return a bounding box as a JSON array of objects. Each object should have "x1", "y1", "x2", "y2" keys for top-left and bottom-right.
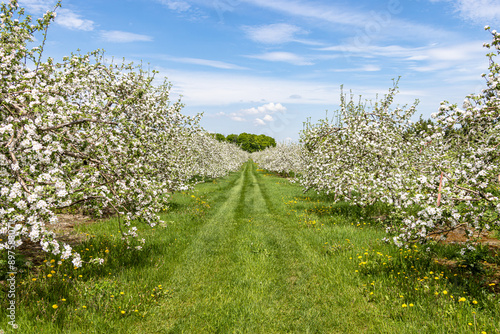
[{"x1": 39, "y1": 118, "x2": 118, "y2": 132}]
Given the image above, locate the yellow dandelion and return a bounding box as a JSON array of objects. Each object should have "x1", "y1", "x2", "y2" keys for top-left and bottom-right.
[
  {"x1": 52, "y1": 304, "x2": 58, "y2": 309},
  {"x1": 121, "y1": 311, "x2": 125, "y2": 314},
  {"x1": 402, "y1": 304, "x2": 407, "y2": 308},
  {"x1": 458, "y1": 297, "x2": 466, "y2": 302},
  {"x1": 473, "y1": 300, "x2": 478, "y2": 304},
  {"x1": 47, "y1": 274, "x2": 52, "y2": 278},
  {"x1": 409, "y1": 303, "x2": 414, "y2": 307},
  {"x1": 32, "y1": 278, "x2": 36, "y2": 282},
  {"x1": 442, "y1": 290, "x2": 448, "y2": 295}
]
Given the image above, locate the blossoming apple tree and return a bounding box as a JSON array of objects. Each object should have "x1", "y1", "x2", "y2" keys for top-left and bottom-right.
[
  {"x1": 0, "y1": 0, "x2": 247, "y2": 266},
  {"x1": 296, "y1": 28, "x2": 499, "y2": 250}
]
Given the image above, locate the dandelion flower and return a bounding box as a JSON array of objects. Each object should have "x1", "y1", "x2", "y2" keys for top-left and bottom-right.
[
  {"x1": 402, "y1": 304, "x2": 407, "y2": 308},
  {"x1": 442, "y1": 290, "x2": 448, "y2": 295},
  {"x1": 473, "y1": 300, "x2": 478, "y2": 304},
  {"x1": 121, "y1": 311, "x2": 125, "y2": 314},
  {"x1": 459, "y1": 297, "x2": 466, "y2": 302},
  {"x1": 62, "y1": 298, "x2": 66, "y2": 302},
  {"x1": 52, "y1": 304, "x2": 58, "y2": 309}
]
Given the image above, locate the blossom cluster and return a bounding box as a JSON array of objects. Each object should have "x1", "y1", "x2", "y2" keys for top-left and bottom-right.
[
  {"x1": 259, "y1": 28, "x2": 500, "y2": 249},
  {"x1": 0, "y1": 0, "x2": 247, "y2": 266},
  {"x1": 250, "y1": 142, "x2": 303, "y2": 177}
]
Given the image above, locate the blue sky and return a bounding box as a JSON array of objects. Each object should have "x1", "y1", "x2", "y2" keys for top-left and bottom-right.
[{"x1": 18, "y1": 0, "x2": 500, "y2": 141}]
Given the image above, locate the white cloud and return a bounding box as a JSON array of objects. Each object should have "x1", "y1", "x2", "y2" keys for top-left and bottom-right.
[
  {"x1": 330, "y1": 64, "x2": 381, "y2": 72},
  {"x1": 56, "y1": 8, "x2": 94, "y2": 31},
  {"x1": 319, "y1": 41, "x2": 486, "y2": 72},
  {"x1": 246, "y1": 52, "x2": 313, "y2": 65},
  {"x1": 242, "y1": 102, "x2": 287, "y2": 115},
  {"x1": 254, "y1": 118, "x2": 266, "y2": 125},
  {"x1": 100, "y1": 31, "x2": 154, "y2": 43},
  {"x1": 230, "y1": 116, "x2": 246, "y2": 122},
  {"x1": 241, "y1": 0, "x2": 453, "y2": 44},
  {"x1": 19, "y1": 0, "x2": 56, "y2": 13},
  {"x1": 243, "y1": 23, "x2": 304, "y2": 44},
  {"x1": 151, "y1": 56, "x2": 247, "y2": 70},
  {"x1": 159, "y1": 0, "x2": 191, "y2": 12},
  {"x1": 19, "y1": 1, "x2": 95, "y2": 31},
  {"x1": 432, "y1": 0, "x2": 500, "y2": 24},
  {"x1": 263, "y1": 114, "x2": 274, "y2": 122}
]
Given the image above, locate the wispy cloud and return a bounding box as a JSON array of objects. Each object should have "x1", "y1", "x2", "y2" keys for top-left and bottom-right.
[
  {"x1": 19, "y1": 1, "x2": 95, "y2": 31},
  {"x1": 319, "y1": 41, "x2": 487, "y2": 71},
  {"x1": 431, "y1": 0, "x2": 500, "y2": 24},
  {"x1": 246, "y1": 52, "x2": 313, "y2": 65},
  {"x1": 242, "y1": 0, "x2": 369, "y2": 27},
  {"x1": 171, "y1": 57, "x2": 247, "y2": 70},
  {"x1": 159, "y1": 0, "x2": 191, "y2": 12},
  {"x1": 146, "y1": 55, "x2": 247, "y2": 70},
  {"x1": 56, "y1": 8, "x2": 94, "y2": 31},
  {"x1": 19, "y1": 0, "x2": 57, "y2": 13},
  {"x1": 242, "y1": 23, "x2": 305, "y2": 44},
  {"x1": 329, "y1": 64, "x2": 381, "y2": 72},
  {"x1": 100, "y1": 31, "x2": 154, "y2": 43},
  {"x1": 241, "y1": 0, "x2": 453, "y2": 44}
]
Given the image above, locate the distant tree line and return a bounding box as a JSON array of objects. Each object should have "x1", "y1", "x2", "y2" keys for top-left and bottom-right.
[{"x1": 212, "y1": 133, "x2": 277, "y2": 153}]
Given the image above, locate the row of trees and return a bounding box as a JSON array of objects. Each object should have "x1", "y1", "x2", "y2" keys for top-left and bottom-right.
[
  {"x1": 0, "y1": 0, "x2": 248, "y2": 266},
  {"x1": 254, "y1": 27, "x2": 500, "y2": 252},
  {"x1": 213, "y1": 132, "x2": 276, "y2": 153}
]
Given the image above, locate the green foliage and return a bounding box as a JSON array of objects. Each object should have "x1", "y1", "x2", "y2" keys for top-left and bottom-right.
[
  {"x1": 214, "y1": 133, "x2": 226, "y2": 142},
  {"x1": 214, "y1": 133, "x2": 276, "y2": 152},
  {"x1": 404, "y1": 115, "x2": 436, "y2": 139},
  {"x1": 234, "y1": 133, "x2": 276, "y2": 153}
]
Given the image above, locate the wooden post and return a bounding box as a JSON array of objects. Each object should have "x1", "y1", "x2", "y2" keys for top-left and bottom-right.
[{"x1": 437, "y1": 171, "x2": 444, "y2": 207}]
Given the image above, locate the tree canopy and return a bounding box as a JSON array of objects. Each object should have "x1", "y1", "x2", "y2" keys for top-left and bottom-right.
[{"x1": 213, "y1": 133, "x2": 276, "y2": 153}]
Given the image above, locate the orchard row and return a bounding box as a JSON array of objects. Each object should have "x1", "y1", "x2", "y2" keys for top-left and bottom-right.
[
  {"x1": 252, "y1": 27, "x2": 500, "y2": 252},
  {"x1": 0, "y1": 1, "x2": 248, "y2": 267}
]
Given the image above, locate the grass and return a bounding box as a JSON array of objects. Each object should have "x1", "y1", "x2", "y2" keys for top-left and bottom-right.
[{"x1": 1, "y1": 161, "x2": 499, "y2": 333}]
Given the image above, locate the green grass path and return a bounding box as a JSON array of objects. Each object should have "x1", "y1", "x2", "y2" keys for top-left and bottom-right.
[{"x1": 139, "y1": 162, "x2": 394, "y2": 333}]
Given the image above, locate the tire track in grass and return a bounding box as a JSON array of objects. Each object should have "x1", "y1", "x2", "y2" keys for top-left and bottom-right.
[
  {"x1": 139, "y1": 162, "x2": 296, "y2": 332},
  {"x1": 142, "y1": 162, "x2": 385, "y2": 333},
  {"x1": 146, "y1": 162, "x2": 250, "y2": 332}
]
